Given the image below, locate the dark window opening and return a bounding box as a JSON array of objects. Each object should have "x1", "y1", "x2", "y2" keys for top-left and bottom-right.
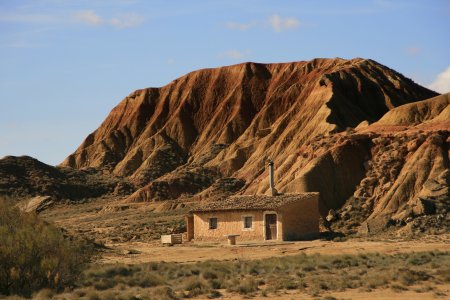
[
  {"x1": 244, "y1": 216, "x2": 253, "y2": 229},
  {"x1": 209, "y1": 217, "x2": 218, "y2": 229}
]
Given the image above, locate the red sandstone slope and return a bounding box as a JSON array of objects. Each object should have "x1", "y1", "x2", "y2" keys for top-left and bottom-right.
[
  {"x1": 282, "y1": 93, "x2": 449, "y2": 234},
  {"x1": 61, "y1": 58, "x2": 437, "y2": 202}
]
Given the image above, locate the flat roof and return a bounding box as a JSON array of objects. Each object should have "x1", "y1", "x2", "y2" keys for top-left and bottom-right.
[{"x1": 191, "y1": 192, "x2": 319, "y2": 213}]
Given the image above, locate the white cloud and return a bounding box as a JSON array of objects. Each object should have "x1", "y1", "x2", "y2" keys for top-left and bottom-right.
[
  {"x1": 268, "y1": 14, "x2": 300, "y2": 32},
  {"x1": 219, "y1": 49, "x2": 251, "y2": 60},
  {"x1": 225, "y1": 15, "x2": 300, "y2": 32},
  {"x1": 428, "y1": 66, "x2": 450, "y2": 94},
  {"x1": 166, "y1": 58, "x2": 175, "y2": 65},
  {"x1": 0, "y1": 9, "x2": 143, "y2": 29},
  {"x1": 73, "y1": 10, "x2": 102, "y2": 26},
  {"x1": 110, "y1": 13, "x2": 143, "y2": 28},
  {"x1": 72, "y1": 10, "x2": 143, "y2": 28},
  {"x1": 225, "y1": 21, "x2": 255, "y2": 31}
]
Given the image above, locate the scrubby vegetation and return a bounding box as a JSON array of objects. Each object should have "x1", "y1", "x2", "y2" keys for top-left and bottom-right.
[
  {"x1": 0, "y1": 198, "x2": 93, "y2": 297},
  {"x1": 42, "y1": 201, "x2": 189, "y2": 244},
  {"x1": 0, "y1": 156, "x2": 126, "y2": 202},
  {"x1": 70, "y1": 251, "x2": 449, "y2": 299}
]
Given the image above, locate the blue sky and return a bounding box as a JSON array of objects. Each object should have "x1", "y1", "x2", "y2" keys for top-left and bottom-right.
[{"x1": 1, "y1": 0, "x2": 449, "y2": 165}]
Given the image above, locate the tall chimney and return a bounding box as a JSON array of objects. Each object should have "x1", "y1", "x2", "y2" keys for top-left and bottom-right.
[{"x1": 269, "y1": 161, "x2": 278, "y2": 196}]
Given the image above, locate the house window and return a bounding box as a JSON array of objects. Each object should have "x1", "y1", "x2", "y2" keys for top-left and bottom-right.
[
  {"x1": 209, "y1": 217, "x2": 218, "y2": 230},
  {"x1": 243, "y1": 216, "x2": 253, "y2": 229}
]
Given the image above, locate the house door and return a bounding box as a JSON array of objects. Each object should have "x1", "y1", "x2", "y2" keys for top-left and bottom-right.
[
  {"x1": 265, "y1": 213, "x2": 277, "y2": 240},
  {"x1": 186, "y1": 215, "x2": 194, "y2": 241}
]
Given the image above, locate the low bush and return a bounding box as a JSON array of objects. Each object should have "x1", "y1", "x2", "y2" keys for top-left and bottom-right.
[
  {"x1": 407, "y1": 252, "x2": 433, "y2": 266},
  {"x1": 76, "y1": 248, "x2": 449, "y2": 298},
  {"x1": 390, "y1": 284, "x2": 408, "y2": 292},
  {"x1": 0, "y1": 198, "x2": 93, "y2": 297},
  {"x1": 132, "y1": 273, "x2": 164, "y2": 288},
  {"x1": 150, "y1": 286, "x2": 177, "y2": 300},
  {"x1": 398, "y1": 269, "x2": 430, "y2": 286},
  {"x1": 182, "y1": 276, "x2": 210, "y2": 298},
  {"x1": 33, "y1": 288, "x2": 55, "y2": 300},
  {"x1": 226, "y1": 277, "x2": 258, "y2": 295}
]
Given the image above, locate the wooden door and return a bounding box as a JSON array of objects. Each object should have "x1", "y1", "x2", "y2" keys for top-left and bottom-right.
[
  {"x1": 265, "y1": 214, "x2": 277, "y2": 240},
  {"x1": 186, "y1": 215, "x2": 194, "y2": 241}
]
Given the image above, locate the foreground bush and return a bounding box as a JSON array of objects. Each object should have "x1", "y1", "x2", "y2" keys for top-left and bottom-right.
[{"x1": 0, "y1": 198, "x2": 93, "y2": 296}]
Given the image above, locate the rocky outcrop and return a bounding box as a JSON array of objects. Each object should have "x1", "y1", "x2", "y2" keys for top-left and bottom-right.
[
  {"x1": 286, "y1": 129, "x2": 449, "y2": 235},
  {"x1": 293, "y1": 94, "x2": 449, "y2": 234},
  {"x1": 126, "y1": 166, "x2": 220, "y2": 202},
  {"x1": 18, "y1": 195, "x2": 54, "y2": 213},
  {"x1": 374, "y1": 93, "x2": 450, "y2": 127},
  {"x1": 61, "y1": 58, "x2": 437, "y2": 202},
  {"x1": 282, "y1": 133, "x2": 372, "y2": 215}
]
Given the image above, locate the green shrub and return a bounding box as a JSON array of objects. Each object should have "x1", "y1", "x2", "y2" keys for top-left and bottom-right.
[
  {"x1": 364, "y1": 274, "x2": 388, "y2": 289},
  {"x1": 407, "y1": 253, "x2": 433, "y2": 266},
  {"x1": 182, "y1": 277, "x2": 210, "y2": 297},
  {"x1": 33, "y1": 288, "x2": 55, "y2": 300},
  {"x1": 0, "y1": 198, "x2": 93, "y2": 296},
  {"x1": 93, "y1": 278, "x2": 116, "y2": 290},
  {"x1": 208, "y1": 290, "x2": 222, "y2": 298},
  {"x1": 227, "y1": 277, "x2": 258, "y2": 295},
  {"x1": 132, "y1": 273, "x2": 164, "y2": 288},
  {"x1": 202, "y1": 270, "x2": 218, "y2": 280},
  {"x1": 150, "y1": 286, "x2": 177, "y2": 300},
  {"x1": 209, "y1": 279, "x2": 223, "y2": 289},
  {"x1": 101, "y1": 290, "x2": 118, "y2": 300},
  {"x1": 105, "y1": 265, "x2": 132, "y2": 277},
  {"x1": 86, "y1": 289, "x2": 101, "y2": 300},
  {"x1": 398, "y1": 269, "x2": 430, "y2": 286},
  {"x1": 74, "y1": 289, "x2": 87, "y2": 297},
  {"x1": 390, "y1": 284, "x2": 408, "y2": 292}
]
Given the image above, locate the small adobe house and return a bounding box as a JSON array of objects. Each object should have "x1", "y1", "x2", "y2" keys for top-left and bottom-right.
[
  {"x1": 185, "y1": 162, "x2": 320, "y2": 242},
  {"x1": 186, "y1": 193, "x2": 320, "y2": 242}
]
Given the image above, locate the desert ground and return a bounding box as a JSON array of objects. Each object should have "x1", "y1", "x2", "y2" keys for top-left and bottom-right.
[
  {"x1": 36, "y1": 198, "x2": 450, "y2": 300},
  {"x1": 100, "y1": 237, "x2": 450, "y2": 265},
  {"x1": 41, "y1": 198, "x2": 450, "y2": 260}
]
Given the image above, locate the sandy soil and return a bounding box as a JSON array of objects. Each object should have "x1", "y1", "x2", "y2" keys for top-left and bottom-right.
[
  {"x1": 196, "y1": 285, "x2": 450, "y2": 299},
  {"x1": 100, "y1": 234, "x2": 450, "y2": 264}
]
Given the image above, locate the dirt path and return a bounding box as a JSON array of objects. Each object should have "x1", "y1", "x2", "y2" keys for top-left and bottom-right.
[{"x1": 99, "y1": 235, "x2": 450, "y2": 264}]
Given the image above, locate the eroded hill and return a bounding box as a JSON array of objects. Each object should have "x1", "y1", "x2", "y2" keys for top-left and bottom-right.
[{"x1": 60, "y1": 58, "x2": 437, "y2": 204}]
